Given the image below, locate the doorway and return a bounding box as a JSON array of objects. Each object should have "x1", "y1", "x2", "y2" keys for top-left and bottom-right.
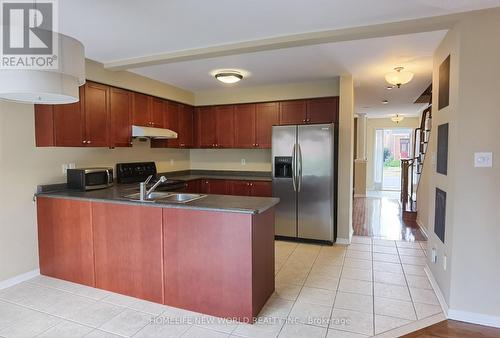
[{"x1": 374, "y1": 128, "x2": 413, "y2": 191}]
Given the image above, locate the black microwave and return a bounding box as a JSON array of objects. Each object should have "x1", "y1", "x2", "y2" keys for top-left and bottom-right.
[{"x1": 67, "y1": 168, "x2": 114, "y2": 191}]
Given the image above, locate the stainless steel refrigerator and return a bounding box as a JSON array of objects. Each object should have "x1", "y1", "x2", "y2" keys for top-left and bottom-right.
[{"x1": 272, "y1": 123, "x2": 336, "y2": 243}]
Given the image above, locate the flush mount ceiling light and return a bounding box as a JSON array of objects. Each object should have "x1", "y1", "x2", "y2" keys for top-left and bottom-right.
[
  {"x1": 0, "y1": 31, "x2": 85, "y2": 105},
  {"x1": 385, "y1": 67, "x2": 414, "y2": 88},
  {"x1": 382, "y1": 99, "x2": 389, "y2": 104},
  {"x1": 214, "y1": 71, "x2": 243, "y2": 84},
  {"x1": 391, "y1": 114, "x2": 405, "y2": 124}
]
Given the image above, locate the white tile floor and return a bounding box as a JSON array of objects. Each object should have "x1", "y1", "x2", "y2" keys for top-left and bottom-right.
[{"x1": 0, "y1": 237, "x2": 442, "y2": 338}]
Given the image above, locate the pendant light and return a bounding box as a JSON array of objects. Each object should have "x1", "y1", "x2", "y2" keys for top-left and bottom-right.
[
  {"x1": 0, "y1": 0, "x2": 85, "y2": 105},
  {"x1": 385, "y1": 67, "x2": 414, "y2": 88}
]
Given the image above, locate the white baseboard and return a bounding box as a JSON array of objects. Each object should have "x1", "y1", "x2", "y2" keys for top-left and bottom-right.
[
  {"x1": 424, "y1": 265, "x2": 449, "y2": 317},
  {"x1": 416, "y1": 218, "x2": 429, "y2": 239},
  {"x1": 335, "y1": 237, "x2": 350, "y2": 245},
  {"x1": 0, "y1": 269, "x2": 40, "y2": 290},
  {"x1": 448, "y1": 309, "x2": 500, "y2": 328}
]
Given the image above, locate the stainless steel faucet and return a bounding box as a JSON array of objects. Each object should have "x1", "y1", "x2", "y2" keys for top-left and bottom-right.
[{"x1": 139, "y1": 175, "x2": 167, "y2": 201}]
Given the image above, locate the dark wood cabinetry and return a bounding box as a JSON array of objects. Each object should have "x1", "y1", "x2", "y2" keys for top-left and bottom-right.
[
  {"x1": 229, "y1": 180, "x2": 272, "y2": 197},
  {"x1": 256, "y1": 102, "x2": 279, "y2": 148},
  {"x1": 92, "y1": 202, "x2": 164, "y2": 303},
  {"x1": 110, "y1": 87, "x2": 132, "y2": 147},
  {"x1": 200, "y1": 179, "x2": 231, "y2": 194},
  {"x1": 84, "y1": 82, "x2": 110, "y2": 147},
  {"x1": 279, "y1": 100, "x2": 307, "y2": 125},
  {"x1": 35, "y1": 83, "x2": 338, "y2": 150},
  {"x1": 36, "y1": 197, "x2": 95, "y2": 287},
  {"x1": 306, "y1": 97, "x2": 339, "y2": 124}
]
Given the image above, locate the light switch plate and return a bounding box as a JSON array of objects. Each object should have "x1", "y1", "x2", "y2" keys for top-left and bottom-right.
[{"x1": 474, "y1": 152, "x2": 493, "y2": 168}]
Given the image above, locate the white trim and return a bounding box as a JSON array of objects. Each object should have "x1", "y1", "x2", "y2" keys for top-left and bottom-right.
[
  {"x1": 0, "y1": 269, "x2": 40, "y2": 290},
  {"x1": 374, "y1": 313, "x2": 446, "y2": 338},
  {"x1": 335, "y1": 237, "x2": 350, "y2": 245},
  {"x1": 353, "y1": 193, "x2": 366, "y2": 197},
  {"x1": 416, "y1": 218, "x2": 429, "y2": 239},
  {"x1": 424, "y1": 265, "x2": 449, "y2": 316},
  {"x1": 448, "y1": 309, "x2": 500, "y2": 328}
]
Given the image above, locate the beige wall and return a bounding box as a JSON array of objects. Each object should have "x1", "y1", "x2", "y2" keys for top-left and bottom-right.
[
  {"x1": 418, "y1": 8, "x2": 500, "y2": 324},
  {"x1": 365, "y1": 117, "x2": 420, "y2": 190},
  {"x1": 190, "y1": 149, "x2": 271, "y2": 172},
  {"x1": 194, "y1": 79, "x2": 339, "y2": 106},
  {"x1": 337, "y1": 76, "x2": 354, "y2": 242}
]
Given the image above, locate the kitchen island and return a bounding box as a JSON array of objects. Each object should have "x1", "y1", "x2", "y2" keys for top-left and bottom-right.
[{"x1": 36, "y1": 187, "x2": 279, "y2": 322}]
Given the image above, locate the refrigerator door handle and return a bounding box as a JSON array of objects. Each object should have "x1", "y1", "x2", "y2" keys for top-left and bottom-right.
[
  {"x1": 292, "y1": 144, "x2": 297, "y2": 192},
  {"x1": 298, "y1": 143, "x2": 303, "y2": 192}
]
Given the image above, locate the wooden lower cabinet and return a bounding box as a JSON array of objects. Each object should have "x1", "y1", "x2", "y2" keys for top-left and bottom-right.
[
  {"x1": 163, "y1": 208, "x2": 275, "y2": 320},
  {"x1": 200, "y1": 179, "x2": 231, "y2": 194},
  {"x1": 92, "y1": 202, "x2": 164, "y2": 303},
  {"x1": 229, "y1": 180, "x2": 272, "y2": 197},
  {"x1": 36, "y1": 197, "x2": 95, "y2": 286}
]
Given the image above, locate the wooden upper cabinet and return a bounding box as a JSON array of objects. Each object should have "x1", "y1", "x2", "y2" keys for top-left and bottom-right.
[
  {"x1": 196, "y1": 106, "x2": 217, "y2": 148},
  {"x1": 53, "y1": 86, "x2": 85, "y2": 146},
  {"x1": 166, "y1": 101, "x2": 179, "y2": 147},
  {"x1": 132, "y1": 92, "x2": 151, "y2": 127},
  {"x1": 34, "y1": 105, "x2": 55, "y2": 147},
  {"x1": 215, "y1": 105, "x2": 234, "y2": 148},
  {"x1": 306, "y1": 97, "x2": 339, "y2": 124},
  {"x1": 256, "y1": 102, "x2": 279, "y2": 148},
  {"x1": 234, "y1": 104, "x2": 256, "y2": 148},
  {"x1": 84, "y1": 82, "x2": 110, "y2": 147},
  {"x1": 279, "y1": 100, "x2": 307, "y2": 125},
  {"x1": 150, "y1": 98, "x2": 165, "y2": 128},
  {"x1": 178, "y1": 104, "x2": 194, "y2": 148},
  {"x1": 110, "y1": 87, "x2": 132, "y2": 147}
]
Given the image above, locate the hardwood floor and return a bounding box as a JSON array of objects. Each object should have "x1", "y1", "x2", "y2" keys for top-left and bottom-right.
[
  {"x1": 402, "y1": 319, "x2": 500, "y2": 338},
  {"x1": 353, "y1": 194, "x2": 426, "y2": 241}
]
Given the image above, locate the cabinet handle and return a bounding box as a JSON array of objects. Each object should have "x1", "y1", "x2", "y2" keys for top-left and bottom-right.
[
  {"x1": 256, "y1": 144, "x2": 259, "y2": 147},
  {"x1": 87, "y1": 140, "x2": 91, "y2": 144},
  {"x1": 180, "y1": 143, "x2": 185, "y2": 147},
  {"x1": 82, "y1": 140, "x2": 86, "y2": 144}
]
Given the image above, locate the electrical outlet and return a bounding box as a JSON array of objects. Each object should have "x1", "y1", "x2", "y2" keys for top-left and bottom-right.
[
  {"x1": 474, "y1": 152, "x2": 493, "y2": 168},
  {"x1": 170, "y1": 159, "x2": 174, "y2": 166},
  {"x1": 68, "y1": 163, "x2": 76, "y2": 169},
  {"x1": 443, "y1": 255, "x2": 447, "y2": 271},
  {"x1": 241, "y1": 159, "x2": 246, "y2": 166},
  {"x1": 62, "y1": 164, "x2": 69, "y2": 174}
]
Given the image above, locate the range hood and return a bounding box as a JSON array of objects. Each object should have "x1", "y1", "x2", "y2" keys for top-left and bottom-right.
[{"x1": 132, "y1": 125, "x2": 178, "y2": 139}]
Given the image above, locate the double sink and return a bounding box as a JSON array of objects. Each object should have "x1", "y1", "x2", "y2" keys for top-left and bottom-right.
[{"x1": 123, "y1": 192, "x2": 206, "y2": 204}]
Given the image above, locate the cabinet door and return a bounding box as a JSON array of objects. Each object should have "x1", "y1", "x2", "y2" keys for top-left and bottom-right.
[
  {"x1": 132, "y1": 92, "x2": 151, "y2": 127},
  {"x1": 84, "y1": 82, "x2": 110, "y2": 147},
  {"x1": 178, "y1": 104, "x2": 194, "y2": 148},
  {"x1": 234, "y1": 104, "x2": 256, "y2": 148},
  {"x1": 34, "y1": 105, "x2": 55, "y2": 147},
  {"x1": 182, "y1": 179, "x2": 200, "y2": 193},
  {"x1": 306, "y1": 97, "x2": 339, "y2": 124},
  {"x1": 279, "y1": 100, "x2": 307, "y2": 125},
  {"x1": 110, "y1": 87, "x2": 132, "y2": 147},
  {"x1": 256, "y1": 102, "x2": 279, "y2": 148},
  {"x1": 36, "y1": 197, "x2": 95, "y2": 286},
  {"x1": 250, "y1": 181, "x2": 273, "y2": 197},
  {"x1": 54, "y1": 86, "x2": 85, "y2": 146},
  {"x1": 231, "y1": 181, "x2": 251, "y2": 196},
  {"x1": 151, "y1": 98, "x2": 165, "y2": 128},
  {"x1": 166, "y1": 101, "x2": 179, "y2": 148},
  {"x1": 196, "y1": 106, "x2": 217, "y2": 148},
  {"x1": 215, "y1": 105, "x2": 235, "y2": 148},
  {"x1": 208, "y1": 180, "x2": 230, "y2": 194},
  {"x1": 93, "y1": 202, "x2": 164, "y2": 303}
]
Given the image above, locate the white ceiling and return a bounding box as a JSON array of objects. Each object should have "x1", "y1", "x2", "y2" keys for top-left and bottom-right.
[{"x1": 58, "y1": 0, "x2": 500, "y2": 116}]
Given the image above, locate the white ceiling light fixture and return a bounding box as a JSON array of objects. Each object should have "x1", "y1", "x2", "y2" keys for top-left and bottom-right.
[
  {"x1": 391, "y1": 114, "x2": 405, "y2": 123},
  {"x1": 385, "y1": 67, "x2": 414, "y2": 88},
  {"x1": 214, "y1": 70, "x2": 243, "y2": 84},
  {"x1": 0, "y1": 31, "x2": 85, "y2": 105}
]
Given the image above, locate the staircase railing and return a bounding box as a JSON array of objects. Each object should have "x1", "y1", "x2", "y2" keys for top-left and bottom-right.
[{"x1": 401, "y1": 106, "x2": 432, "y2": 212}]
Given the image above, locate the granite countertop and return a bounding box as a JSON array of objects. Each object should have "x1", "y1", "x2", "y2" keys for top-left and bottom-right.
[
  {"x1": 161, "y1": 170, "x2": 272, "y2": 182},
  {"x1": 36, "y1": 184, "x2": 279, "y2": 215}
]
